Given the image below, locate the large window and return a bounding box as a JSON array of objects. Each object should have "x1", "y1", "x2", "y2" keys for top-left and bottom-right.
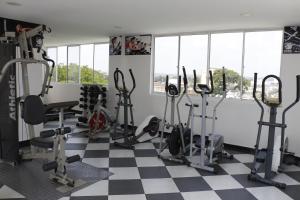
[
  {"x1": 153, "y1": 30, "x2": 283, "y2": 99},
  {"x1": 47, "y1": 43, "x2": 109, "y2": 84}
]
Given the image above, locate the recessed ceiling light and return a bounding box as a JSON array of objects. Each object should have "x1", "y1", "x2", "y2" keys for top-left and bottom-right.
[
  {"x1": 240, "y1": 12, "x2": 251, "y2": 17},
  {"x1": 6, "y1": 1, "x2": 22, "y2": 6}
]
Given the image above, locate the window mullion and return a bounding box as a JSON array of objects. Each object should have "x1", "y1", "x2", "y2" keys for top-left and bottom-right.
[
  {"x1": 240, "y1": 32, "x2": 246, "y2": 99},
  {"x1": 177, "y1": 36, "x2": 181, "y2": 78},
  {"x1": 207, "y1": 33, "x2": 211, "y2": 85}
]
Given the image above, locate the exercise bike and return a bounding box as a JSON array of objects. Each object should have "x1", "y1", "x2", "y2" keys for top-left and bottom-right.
[{"x1": 248, "y1": 73, "x2": 300, "y2": 189}]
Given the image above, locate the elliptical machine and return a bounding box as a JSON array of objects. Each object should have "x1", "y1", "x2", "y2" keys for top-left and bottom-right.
[
  {"x1": 112, "y1": 68, "x2": 160, "y2": 149},
  {"x1": 158, "y1": 74, "x2": 189, "y2": 163},
  {"x1": 248, "y1": 73, "x2": 300, "y2": 189},
  {"x1": 190, "y1": 67, "x2": 232, "y2": 172}
]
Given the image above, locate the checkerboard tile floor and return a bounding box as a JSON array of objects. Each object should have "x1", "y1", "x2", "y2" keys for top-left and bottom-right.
[{"x1": 1, "y1": 131, "x2": 300, "y2": 200}]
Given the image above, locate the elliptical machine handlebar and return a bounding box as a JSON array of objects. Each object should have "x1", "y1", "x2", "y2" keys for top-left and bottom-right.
[
  {"x1": 114, "y1": 68, "x2": 125, "y2": 92},
  {"x1": 182, "y1": 66, "x2": 188, "y2": 93},
  {"x1": 222, "y1": 67, "x2": 226, "y2": 92},
  {"x1": 165, "y1": 75, "x2": 169, "y2": 93},
  {"x1": 296, "y1": 75, "x2": 300, "y2": 102},
  {"x1": 261, "y1": 75, "x2": 282, "y2": 107},
  {"x1": 113, "y1": 68, "x2": 136, "y2": 95},
  {"x1": 193, "y1": 70, "x2": 214, "y2": 94},
  {"x1": 128, "y1": 69, "x2": 136, "y2": 95}
]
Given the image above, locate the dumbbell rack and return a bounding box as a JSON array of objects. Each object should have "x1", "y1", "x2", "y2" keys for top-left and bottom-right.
[{"x1": 77, "y1": 85, "x2": 107, "y2": 128}]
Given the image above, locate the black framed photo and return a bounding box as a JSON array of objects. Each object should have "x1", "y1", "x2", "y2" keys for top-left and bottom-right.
[
  {"x1": 125, "y1": 35, "x2": 152, "y2": 55},
  {"x1": 283, "y1": 26, "x2": 300, "y2": 54},
  {"x1": 109, "y1": 36, "x2": 122, "y2": 55}
]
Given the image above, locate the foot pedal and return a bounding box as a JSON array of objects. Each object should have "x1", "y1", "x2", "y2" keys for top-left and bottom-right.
[
  {"x1": 43, "y1": 161, "x2": 58, "y2": 171},
  {"x1": 66, "y1": 155, "x2": 80, "y2": 163}
]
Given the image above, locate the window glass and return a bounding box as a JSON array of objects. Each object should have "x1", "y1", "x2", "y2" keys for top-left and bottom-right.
[
  {"x1": 80, "y1": 44, "x2": 94, "y2": 84},
  {"x1": 180, "y1": 35, "x2": 208, "y2": 94},
  {"x1": 47, "y1": 48, "x2": 57, "y2": 82},
  {"x1": 67, "y1": 46, "x2": 80, "y2": 83},
  {"x1": 154, "y1": 36, "x2": 179, "y2": 93},
  {"x1": 57, "y1": 46, "x2": 67, "y2": 83},
  {"x1": 210, "y1": 32, "x2": 244, "y2": 97},
  {"x1": 242, "y1": 31, "x2": 283, "y2": 99},
  {"x1": 94, "y1": 44, "x2": 109, "y2": 85}
]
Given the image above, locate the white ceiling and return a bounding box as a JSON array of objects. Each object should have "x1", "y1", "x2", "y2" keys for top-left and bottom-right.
[{"x1": 0, "y1": 0, "x2": 299, "y2": 46}]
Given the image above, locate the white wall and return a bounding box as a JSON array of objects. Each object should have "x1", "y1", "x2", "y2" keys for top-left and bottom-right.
[{"x1": 280, "y1": 54, "x2": 300, "y2": 156}]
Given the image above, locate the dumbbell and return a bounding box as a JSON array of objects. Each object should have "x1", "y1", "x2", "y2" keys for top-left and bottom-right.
[
  {"x1": 89, "y1": 105, "x2": 94, "y2": 111},
  {"x1": 79, "y1": 98, "x2": 88, "y2": 102},
  {"x1": 79, "y1": 104, "x2": 88, "y2": 109},
  {"x1": 101, "y1": 87, "x2": 107, "y2": 92},
  {"x1": 101, "y1": 93, "x2": 107, "y2": 98},
  {"x1": 90, "y1": 99, "x2": 98, "y2": 105},
  {"x1": 80, "y1": 92, "x2": 88, "y2": 97},
  {"x1": 80, "y1": 86, "x2": 88, "y2": 91},
  {"x1": 101, "y1": 99, "x2": 107, "y2": 105}
]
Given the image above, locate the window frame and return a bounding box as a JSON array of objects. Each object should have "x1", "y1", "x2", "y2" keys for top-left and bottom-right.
[
  {"x1": 152, "y1": 28, "x2": 283, "y2": 100},
  {"x1": 46, "y1": 42, "x2": 109, "y2": 85}
]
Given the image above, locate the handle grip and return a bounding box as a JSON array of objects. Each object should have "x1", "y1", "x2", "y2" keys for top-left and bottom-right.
[
  {"x1": 296, "y1": 75, "x2": 300, "y2": 102},
  {"x1": 178, "y1": 75, "x2": 182, "y2": 94},
  {"x1": 222, "y1": 67, "x2": 226, "y2": 91},
  {"x1": 182, "y1": 66, "x2": 188, "y2": 92},
  {"x1": 129, "y1": 68, "x2": 136, "y2": 95},
  {"x1": 253, "y1": 73, "x2": 258, "y2": 100},
  {"x1": 165, "y1": 75, "x2": 169, "y2": 92},
  {"x1": 193, "y1": 70, "x2": 201, "y2": 94},
  {"x1": 207, "y1": 70, "x2": 214, "y2": 94}
]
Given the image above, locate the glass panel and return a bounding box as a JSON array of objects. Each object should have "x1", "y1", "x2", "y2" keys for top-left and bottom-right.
[
  {"x1": 47, "y1": 47, "x2": 57, "y2": 82},
  {"x1": 80, "y1": 44, "x2": 94, "y2": 84},
  {"x1": 180, "y1": 35, "x2": 208, "y2": 94},
  {"x1": 154, "y1": 36, "x2": 179, "y2": 93},
  {"x1": 57, "y1": 46, "x2": 67, "y2": 83},
  {"x1": 67, "y1": 46, "x2": 80, "y2": 83},
  {"x1": 94, "y1": 43, "x2": 109, "y2": 85},
  {"x1": 242, "y1": 31, "x2": 283, "y2": 99},
  {"x1": 210, "y1": 32, "x2": 244, "y2": 97}
]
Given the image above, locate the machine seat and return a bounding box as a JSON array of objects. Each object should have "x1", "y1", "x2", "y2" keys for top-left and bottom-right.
[{"x1": 31, "y1": 137, "x2": 54, "y2": 149}]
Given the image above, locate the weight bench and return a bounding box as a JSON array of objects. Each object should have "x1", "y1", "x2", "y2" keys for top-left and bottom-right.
[{"x1": 22, "y1": 95, "x2": 80, "y2": 186}]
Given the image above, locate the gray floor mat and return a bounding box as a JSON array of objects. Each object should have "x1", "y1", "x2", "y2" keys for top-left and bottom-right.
[{"x1": 0, "y1": 160, "x2": 111, "y2": 200}]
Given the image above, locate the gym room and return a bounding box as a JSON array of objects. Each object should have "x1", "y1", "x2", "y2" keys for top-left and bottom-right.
[{"x1": 0, "y1": 0, "x2": 300, "y2": 200}]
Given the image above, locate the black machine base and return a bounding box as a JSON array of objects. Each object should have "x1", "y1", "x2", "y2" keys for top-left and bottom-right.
[{"x1": 248, "y1": 173, "x2": 286, "y2": 189}]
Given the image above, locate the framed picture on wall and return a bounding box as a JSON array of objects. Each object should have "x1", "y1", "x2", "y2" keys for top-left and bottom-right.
[
  {"x1": 109, "y1": 36, "x2": 122, "y2": 55},
  {"x1": 125, "y1": 35, "x2": 152, "y2": 55},
  {"x1": 283, "y1": 26, "x2": 300, "y2": 54}
]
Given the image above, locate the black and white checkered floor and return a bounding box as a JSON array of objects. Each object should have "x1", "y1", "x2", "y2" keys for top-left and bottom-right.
[{"x1": 1, "y1": 131, "x2": 300, "y2": 200}]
